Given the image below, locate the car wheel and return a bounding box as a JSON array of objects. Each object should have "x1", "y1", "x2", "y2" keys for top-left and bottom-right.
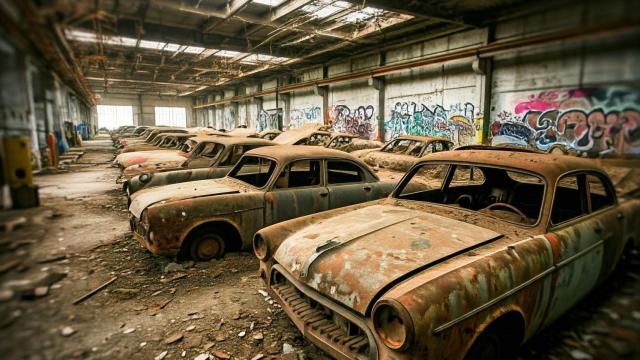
[
  {"x1": 465, "y1": 329, "x2": 503, "y2": 360},
  {"x1": 188, "y1": 232, "x2": 226, "y2": 261}
]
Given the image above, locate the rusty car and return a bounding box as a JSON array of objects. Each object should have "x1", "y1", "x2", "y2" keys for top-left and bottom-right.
[
  {"x1": 352, "y1": 135, "x2": 454, "y2": 172},
  {"x1": 273, "y1": 124, "x2": 332, "y2": 146},
  {"x1": 118, "y1": 135, "x2": 231, "y2": 181},
  {"x1": 120, "y1": 133, "x2": 196, "y2": 153},
  {"x1": 124, "y1": 137, "x2": 274, "y2": 196},
  {"x1": 250, "y1": 129, "x2": 282, "y2": 140},
  {"x1": 326, "y1": 133, "x2": 384, "y2": 153},
  {"x1": 254, "y1": 149, "x2": 640, "y2": 360},
  {"x1": 128, "y1": 145, "x2": 395, "y2": 261}
]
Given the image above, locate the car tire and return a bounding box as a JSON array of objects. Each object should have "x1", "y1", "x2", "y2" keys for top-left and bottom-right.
[
  {"x1": 465, "y1": 329, "x2": 504, "y2": 360},
  {"x1": 188, "y1": 231, "x2": 226, "y2": 261}
]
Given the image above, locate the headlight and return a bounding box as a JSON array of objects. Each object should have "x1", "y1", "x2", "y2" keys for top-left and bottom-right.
[
  {"x1": 253, "y1": 234, "x2": 269, "y2": 261},
  {"x1": 139, "y1": 173, "x2": 151, "y2": 183},
  {"x1": 372, "y1": 300, "x2": 414, "y2": 351}
]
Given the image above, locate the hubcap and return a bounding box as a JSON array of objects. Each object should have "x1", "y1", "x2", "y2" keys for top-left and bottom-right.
[{"x1": 193, "y1": 235, "x2": 224, "y2": 260}]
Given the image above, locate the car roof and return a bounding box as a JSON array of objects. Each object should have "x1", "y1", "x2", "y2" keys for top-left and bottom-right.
[
  {"x1": 392, "y1": 135, "x2": 453, "y2": 143},
  {"x1": 190, "y1": 136, "x2": 273, "y2": 146},
  {"x1": 245, "y1": 145, "x2": 367, "y2": 164},
  {"x1": 420, "y1": 149, "x2": 606, "y2": 180},
  {"x1": 273, "y1": 128, "x2": 332, "y2": 144}
]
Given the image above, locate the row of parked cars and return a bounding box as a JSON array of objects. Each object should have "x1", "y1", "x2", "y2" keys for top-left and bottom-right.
[{"x1": 111, "y1": 124, "x2": 639, "y2": 360}]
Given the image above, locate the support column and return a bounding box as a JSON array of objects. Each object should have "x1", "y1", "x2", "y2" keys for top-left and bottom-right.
[
  {"x1": 137, "y1": 94, "x2": 144, "y2": 126},
  {"x1": 24, "y1": 57, "x2": 41, "y2": 169},
  {"x1": 280, "y1": 93, "x2": 291, "y2": 130},
  {"x1": 314, "y1": 85, "x2": 328, "y2": 126},
  {"x1": 369, "y1": 76, "x2": 385, "y2": 142}
]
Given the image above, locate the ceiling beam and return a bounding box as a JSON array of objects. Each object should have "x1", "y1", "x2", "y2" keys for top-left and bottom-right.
[
  {"x1": 271, "y1": 0, "x2": 313, "y2": 22},
  {"x1": 202, "y1": 0, "x2": 254, "y2": 32}
]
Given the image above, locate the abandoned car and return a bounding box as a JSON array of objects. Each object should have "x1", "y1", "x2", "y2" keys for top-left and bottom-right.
[
  {"x1": 254, "y1": 149, "x2": 639, "y2": 360},
  {"x1": 125, "y1": 137, "x2": 274, "y2": 196},
  {"x1": 326, "y1": 133, "x2": 384, "y2": 153},
  {"x1": 120, "y1": 133, "x2": 195, "y2": 153},
  {"x1": 353, "y1": 135, "x2": 453, "y2": 172},
  {"x1": 128, "y1": 146, "x2": 395, "y2": 261},
  {"x1": 272, "y1": 124, "x2": 333, "y2": 146},
  {"x1": 250, "y1": 129, "x2": 282, "y2": 140}
]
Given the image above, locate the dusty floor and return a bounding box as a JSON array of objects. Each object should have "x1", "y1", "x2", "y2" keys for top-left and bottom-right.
[{"x1": 0, "y1": 140, "x2": 638, "y2": 360}]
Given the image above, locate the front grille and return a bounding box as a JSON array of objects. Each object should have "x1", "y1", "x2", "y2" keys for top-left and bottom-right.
[{"x1": 271, "y1": 269, "x2": 371, "y2": 359}]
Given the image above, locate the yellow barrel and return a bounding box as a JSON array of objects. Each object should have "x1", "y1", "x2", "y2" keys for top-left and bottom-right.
[{"x1": 3, "y1": 136, "x2": 33, "y2": 186}]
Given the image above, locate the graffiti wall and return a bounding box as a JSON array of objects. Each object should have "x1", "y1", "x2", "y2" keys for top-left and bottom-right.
[
  {"x1": 290, "y1": 106, "x2": 322, "y2": 129},
  {"x1": 490, "y1": 88, "x2": 640, "y2": 156},
  {"x1": 257, "y1": 109, "x2": 282, "y2": 131},
  {"x1": 330, "y1": 105, "x2": 377, "y2": 139},
  {"x1": 384, "y1": 101, "x2": 479, "y2": 145}
]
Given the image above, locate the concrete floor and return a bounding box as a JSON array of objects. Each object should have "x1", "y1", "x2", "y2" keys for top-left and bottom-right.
[{"x1": 0, "y1": 140, "x2": 638, "y2": 359}]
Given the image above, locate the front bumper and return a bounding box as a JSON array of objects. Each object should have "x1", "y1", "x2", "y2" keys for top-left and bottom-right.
[
  {"x1": 129, "y1": 215, "x2": 176, "y2": 256},
  {"x1": 267, "y1": 264, "x2": 378, "y2": 360}
]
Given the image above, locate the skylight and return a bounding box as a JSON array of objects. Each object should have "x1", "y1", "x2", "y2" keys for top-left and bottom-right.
[
  {"x1": 302, "y1": 0, "x2": 351, "y2": 19},
  {"x1": 341, "y1": 6, "x2": 384, "y2": 23},
  {"x1": 65, "y1": 29, "x2": 291, "y2": 64},
  {"x1": 252, "y1": 0, "x2": 286, "y2": 6}
]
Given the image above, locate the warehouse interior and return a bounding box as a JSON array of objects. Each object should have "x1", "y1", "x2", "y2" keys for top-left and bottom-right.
[{"x1": 0, "y1": 0, "x2": 639, "y2": 359}]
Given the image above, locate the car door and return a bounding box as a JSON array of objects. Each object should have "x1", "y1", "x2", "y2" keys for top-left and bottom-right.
[
  {"x1": 264, "y1": 159, "x2": 329, "y2": 226},
  {"x1": 542, "y1": 171, "x2": 622, "y2": 326},
  {"x1": 326, "y1": 160, "x2": 379, "y2": 209}
]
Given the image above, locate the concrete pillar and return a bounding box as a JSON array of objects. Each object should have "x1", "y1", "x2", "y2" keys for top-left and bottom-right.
[
  {"x1": 280, "y1": 93, "x2": 290, "y2": 130},
  {"x1": 24, "y1": 57, "x2": 41, "y2": 169},
  {"x1": 314, "y1": 85, "x2": 328, "y2": 126},
  {"x1": 369, "y1": 76, "x2": 385, "y2": 142},
  {"x1": 137, "y1": 94, "x2": 144, "y2": 126}
]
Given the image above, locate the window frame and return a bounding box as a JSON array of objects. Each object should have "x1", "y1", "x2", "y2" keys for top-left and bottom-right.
[
  {"x1": 269, "y1": 158, "x2": 326, "y2": 191},
  {"x1": 548, "y1": 170, "x2": 618, "y2": 229},
  {"x1": 393, "y1": 161, "x2": 548, "y2": 228},
  {"x1": 227, "y1": 155, "x2": 279, "y2": 190},
  {"x1": 325, "y1": 159, "x2": 366, "y2": 185}
]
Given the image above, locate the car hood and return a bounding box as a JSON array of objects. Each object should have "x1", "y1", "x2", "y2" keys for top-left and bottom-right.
[
  {"x1": 115, "y1": 150, "x2": 186, "y2": 167},
  {"x1": 122, "y1": 161, "x2": 184, "y2": 179},
  {"x1": 129, "y1": 179, "x2": 240, "y2": 218},
  {"x1": 273, "y1": 204, "x2": 502, "y2": 315}
]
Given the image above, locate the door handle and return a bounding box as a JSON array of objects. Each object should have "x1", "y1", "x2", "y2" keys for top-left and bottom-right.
[
  {"x1": 319, "y1": 192, "x2": 328, "y2": 197},
  {"x1": 617, "y1": 213, "x2": 624, "y2": 221},
  {"x1": 363, "y1": 185, "x2": 372, "y2": 192}
]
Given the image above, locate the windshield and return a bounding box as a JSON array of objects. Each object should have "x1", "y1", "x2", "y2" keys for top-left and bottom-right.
[
  {"x1": 228, "y1": 156, "x2": 277, "y2": 188},
  {"x1": 199, "y1": 142, "x2": 225, "y2": 160},
  {"x1": 180, "y1": 139, "x2": 197, "y2": 153},
  {"x1": 381, "y1": 139, "x2": 425, "y2": 156},
  {"x1": 395, "y1": 162, "x2": 546, "y2": 226}
]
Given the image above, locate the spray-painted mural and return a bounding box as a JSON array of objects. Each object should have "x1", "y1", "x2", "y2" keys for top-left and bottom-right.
[
  {"x1": 258, "y1": 109, "x2": 282, "y2": 131},
  {"x1": 490, "y1": 88, "x2": 640, "y2": 156},
  {"x1": 330, "y1": 105, "x2": 376, "y2": 139},
  {"x1": 290, "y1": 106, "x2": 322, "y2": 129},
  {"x1": 385, "y1": 101, "x2": 478, "y2": 145},
  {"x1": 224, "y1": 107, "x2": 236, "y2": 130}
]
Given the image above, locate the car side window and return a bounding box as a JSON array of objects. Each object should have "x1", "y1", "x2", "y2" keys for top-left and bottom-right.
[
  {"x1": 551, "y1": 174, "x2": 588, "y2": 225},
  {"x1": 275, "y1": 160, "x2": 321, "y2": 189},
  {"x1": 327, "y1": 161, "x2": 363, "y2": 184},
  {"x1": 587, "y1": 174, "x2": 615, "y2": 212},
  {"x1": 219, "y1": 145, "x2": 247, "y2": 166}
]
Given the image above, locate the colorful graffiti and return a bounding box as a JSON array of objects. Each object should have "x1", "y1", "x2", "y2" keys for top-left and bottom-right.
[
  {"x1": 290, "y1": 106, "x2": 321, "y2": 129},
  {"x1": 258, "y1": 109, "x2": 281, "y2": 131},
  {"x1": 330, "y1": 105, "x2": 376, "y2": 139},
  {"x1": 385, "y1": 102, "x2": 477, "y2": 145},
  {"x1": 490, "y1": 88, "x2": 640, "y2": 156}
]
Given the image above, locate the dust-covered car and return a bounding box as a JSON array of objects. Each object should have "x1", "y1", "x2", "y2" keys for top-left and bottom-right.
[
  {"x1": 254, "y1": 149, "x2": 640, "y2": 360},
  {"x1": 125, "y1": 137, "x2": 274, "y2": 196},
  {"x1": 128, "y1": 146, "x2": 395, "y2": 261},
  {"x1": 353, "y1": 135, "x2": 453, "y2": 172},
  {"x1": 120, "y1": 133, "x2": 195, "y2": 153},
  {"x1": 250, "y1": 129, "x2": 282, "y2": 140},
  {"x1": 273, "y1": 124, "x2": 332, "y2": 146},
  {"x1": 325, "y1": 133, "x2": 384, "y2": 153}
]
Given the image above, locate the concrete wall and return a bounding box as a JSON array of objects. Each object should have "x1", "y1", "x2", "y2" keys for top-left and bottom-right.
[
  {"x1": 96, "y1": 93, "x2": 195, "y2": 127},
  {"x1": 193, "y1": 0, "x2": 639, "y2": 155}
]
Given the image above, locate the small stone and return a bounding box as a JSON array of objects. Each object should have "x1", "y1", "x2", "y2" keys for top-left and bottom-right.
[
  {"x1": 282, "y1": 343, "x2": 294, "y2": 354},
  {"x1": 257, "y1": 290, "x2": 268, "y2": 297},
  {"x1": 140, "y1": 342, "x2": 147, "y2": 347},
  {"x1": 193, "y1": 354, "x2": 209, "y2": 360},
  {"x1": 123, "y1": 328, "x2": 136, "y2": 334},
  {"x1": 164, "y1": 263, "x2": 185, "y2": 273},
  {"x1": 569, "y1": 349, "x2": 593, "y2": 360},
  {"x1": 61, "y1": 326, "x2": 75, "y2": 337},
  {"x1": 238, "y1": 331, "x2": 246, "y2": 338},
  {"x1": 165, "y1": 332, "x2": 184, "y2": 344},
  {"x1": 186, "y1": 325, "x2": 196, "y2": 331},
  {"x1": 251, "y1": 355, "x2": 264, "y2": 360},
  {"x1": 181, "y1": 350, "x2": 186, "y2": 357},
  {"x1": 33, "y1": 286, "x2": 49, "y2": 297},
  {"x1": 155, "y1": 351, "x2": 168, "y2": 360},
  {"x1": 232, "y1": 313, "x2": 241, "y2": 320},
  {"x1": 215, "y1": 334, "x2": 226, "y2": 342},
  {"x1": 213, "y1": 351, "x2": 230, "y2": 359},
  {"x1": 203, "y1": 342, "x2": 215, "y2": 351},
  {"x1": 252, "y1": 332, "x2": 264, "y2": 341}
]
